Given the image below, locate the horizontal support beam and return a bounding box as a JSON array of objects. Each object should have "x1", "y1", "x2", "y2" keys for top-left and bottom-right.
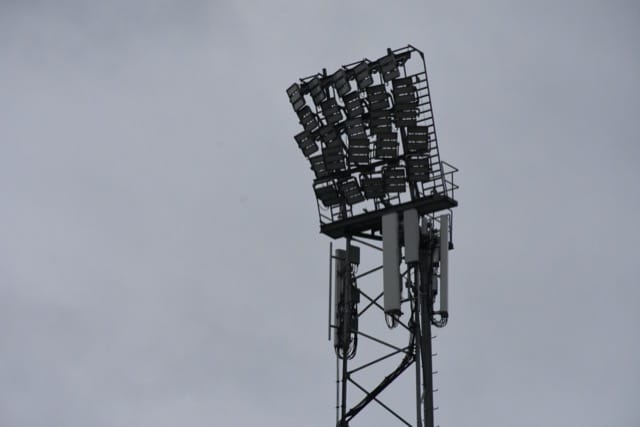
[{"x1": 320, "y1": 194, "x2": 457, "y2": 239}]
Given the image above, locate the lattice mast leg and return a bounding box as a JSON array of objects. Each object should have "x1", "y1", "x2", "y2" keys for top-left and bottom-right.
[
  {"x1": 418, "y1": 243, "x2": 436, "y2": 427},
  {"x1": 340, "y1": 237, "x2": 352, "y2": 426},
  {"x1": 412, "y1": 228, "x2": 438, "y2": 427},
  {"x1": 334, "y1": 226, "x2": 441, "y2": 427},
  {"x1": 286, "y1": 44, "x2": 458, "y2": 427}
]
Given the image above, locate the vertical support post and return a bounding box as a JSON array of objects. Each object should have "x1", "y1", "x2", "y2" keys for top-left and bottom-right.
[
  {"x1": 421, "y1": 290, "x2": 435, "y2": 427},
  {"x1": 419, "y1": 225, "x2": 435, "y2": 427},
  {"x1": 383, "y1": 212, "x2": 401, "y2": 315},
  {"x1": 329, "y1": 242, "x2": 333, "y2": 341},
  {"x1": 414, "y1": 266, "x2": 423, "y2": 427},
  {"x1": 336, "y1": 356, "x2": 340, "y2": 425},
  {"x1": 405, "y1": 209, "x2": 424, "y2": 427},
  {"x1": 334, "y1": 249, "x2": 346, "y2": 344},
  {"x1": 439, "y1": 214, "x2": 449, "y2": 315},
  {"x1": 340, "y1": 236, "x2": 352, "y2": 426}
]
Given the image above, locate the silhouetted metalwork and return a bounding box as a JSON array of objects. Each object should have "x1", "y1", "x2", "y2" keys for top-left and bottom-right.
[
  {"x1": 287, "y1": 45, "x2": 458, "y2": 240},
  {"x1": 287, "y1": 45, "x2": 459, "y2": 427}
]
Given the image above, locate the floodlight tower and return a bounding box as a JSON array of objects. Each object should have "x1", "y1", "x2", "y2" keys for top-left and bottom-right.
[{"x1": 287, "y1": 45, "x2": 459, "y2": 427}]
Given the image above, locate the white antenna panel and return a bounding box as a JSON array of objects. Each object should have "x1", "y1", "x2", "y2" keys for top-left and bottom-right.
[
  {"x1": 438, "y1": 214, "x2": 449, "y2": 314},
  {"x1": 334, "y1": 249, "x2": 345, "y2": 343},
  {"x1": 382, "y1": 212, "x2": 401, "y2": 315},
  {"x1": 403, "y1": 209, "x2": 420, "y2": 264}
]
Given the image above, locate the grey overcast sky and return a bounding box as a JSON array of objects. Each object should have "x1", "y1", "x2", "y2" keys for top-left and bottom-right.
[{"x1": 1, "y1": 1, "x2": 639, "y2": 426}]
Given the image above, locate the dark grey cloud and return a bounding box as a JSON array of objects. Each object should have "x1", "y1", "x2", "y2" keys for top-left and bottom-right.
[{"x1": 1, "y1": 1, "x2": 639, "y2": 426}]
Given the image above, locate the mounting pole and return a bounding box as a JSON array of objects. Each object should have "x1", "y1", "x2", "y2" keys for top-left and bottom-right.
[
  {"x1": 287, "y1": 45, "x2": 459, "y2": 427},
  {"x1": 340, "y1": 236, "x2": 352, "y2": 427},
  {"x1": 414, "y1": 266, "x2": 423, "y2": 427},
  {"x1": 419, "y1": 234, "x2": 435, "y2": 427}
]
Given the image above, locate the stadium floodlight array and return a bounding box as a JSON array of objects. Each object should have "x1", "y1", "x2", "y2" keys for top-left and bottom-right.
[{"x1": 287, "y1": 45, "x2": 458, "y2": 238}]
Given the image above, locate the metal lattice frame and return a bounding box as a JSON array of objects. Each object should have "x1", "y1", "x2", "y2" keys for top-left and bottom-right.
[
  {"x1": 287, "y1": 45, "x2": 460, "y2": 427},
  {"x1": 288, "y1": 45, "x2": 458, "y2": 239},
  {"x1": 329, "y1": 219, "x2": 448, "y2": 427}
]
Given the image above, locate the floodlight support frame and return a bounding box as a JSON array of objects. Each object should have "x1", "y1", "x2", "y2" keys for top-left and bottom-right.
[
  {"x1": 340, "y1": 236, "x2": 352, "y2": 424},
  {"x1": 333, "y1": 227, "x2": 443, "y2": 427},
  {"x1": 288, "y1": 45, "x2": 459, "y2": 427},
  {"x1": 298, "y1": 45, "x2": 459, "y2": 237}
]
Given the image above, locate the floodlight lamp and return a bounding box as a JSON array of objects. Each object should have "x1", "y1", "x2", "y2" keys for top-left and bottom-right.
[
  {"x1": 333, "y1": 69, "x2": 351, "y2": 97},
  {"x1": 366, "y1": 85, "x2": 390, "y2": 112},
  {"x1": 361, "y1": 174, "x2": 385, "y2": 199},
  {"x1": 392, "y1": 77, "x2": 418, "y2": 108},
  {"x1": 323, "y1": 141, "x2": 346, "y2": 172},
  {"x1": 339, "y1": 177, "x2": 365, "y2": 205},
  {"x1": 406, "y1": 154, "x2": 430, "y2": 182},
  {"x1": 354, "y1": 62, "x2": 373, "y2": 90},
  {"x1": 321, "y1": 98, "x2": 343, "y2": 126},
  {"x1": 308, "y1": 77, "x2": 327, "y2": 105},
  {"x1": 294, "y1": 130, "x2": 319, "y2": 157},
  {"x1": 383, "y1": 166, "x2": 406, "y2": 193},
  {"x1": 287, "y1": 83, "x2": 306, "y2": 111},
  {"x1": 345, "y1": 118, "x2": 365, "y2": 139},
  {"x1": 405, "y1": 126, "x2": 430, "y2": 153},
  {"x1": 379, "y1": 53, "x2": 400, "y2": 82},
  {"x1": 369, "y1": 113, "x2": 393, "y2": 133},
  {"x1": 394, "y1": 109, "x2": 418, "y2": 127},
  {"x1": 319, "y1": 125, "x2": 340, "y2": 146},
  {"x1": 374, "y1": 128, "x2": 399, "y2": 159},
  {"x1": 319, "y1": 126, "x2": 346, "y2": 173},
  {"x1": 309, "y1": 154, "x2": 329, "y2": 178},
  {"x1": 297, "y1": 106, "x2": 319, "y2": 132},
  {"x1": 314, "y1": 180, "x2": 341, "y2": 207},
  {"x1": 343, "y1": 92, "x2": 364, "y2": 118},
  {"x1": 348, "y1": 137, "x2": 370, "y2": 165}
]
